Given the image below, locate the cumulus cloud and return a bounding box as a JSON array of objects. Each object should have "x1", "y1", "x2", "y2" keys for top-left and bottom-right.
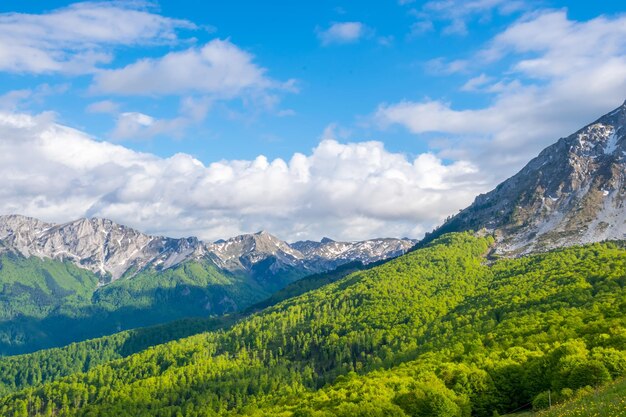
[
  {"x1": 376, "y1": 11, "x2": 626, "y2": 182},
  {"x1": 0, "y1": 111, "x2": 483, "y2": 241},
  {"x1": 111, "y1": 112, "x2": 158, "y2": 140},
  {"x1": 317, "y1": 22, "x2": 368, "y2": 45},
  {"x1": 0, "y1": 1, "x2": 194, "y2": 74},
  {"x1": 91, "y1": 39, "x2": 289, "y2": 98}
]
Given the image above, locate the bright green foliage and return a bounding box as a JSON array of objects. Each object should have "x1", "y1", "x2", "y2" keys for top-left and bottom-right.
[
  {"x1": 245, "y1": 260, "x2": 367, "y2": 313},
  {"x1": 0, "y1": 255, "x2": 280, "y2": 355},
  {"x1": 0, "y1": 315, "x2": 234, "y2": 396},
  {"x1": 0, "y1": 233, "x2": 625, "y2": 417}
]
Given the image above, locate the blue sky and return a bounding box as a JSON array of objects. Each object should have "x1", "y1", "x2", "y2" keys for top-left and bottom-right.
[{"x1": 0, "y1": 1, "x2": 625, "y2": 241}]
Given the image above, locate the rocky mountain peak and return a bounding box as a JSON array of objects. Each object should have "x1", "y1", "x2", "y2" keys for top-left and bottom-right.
[
  {"x1": 207, "y1": 231, "x2": 303, "y2": 271},
  {"x1": 0, "y1": 215, "x2": 414, "y2": 284},
  {"x1": 290, "y1": 236, "x2": 416, "y2": 265},
  {"x1": 426, "y1": 100, "x2": 626, "y2": 255},
  {"x1": 0, "y1": 214, "x2": 52, "y2": 240},
  {"x1": 0, "y1": 215, "x2": 200, "y2": 280}
]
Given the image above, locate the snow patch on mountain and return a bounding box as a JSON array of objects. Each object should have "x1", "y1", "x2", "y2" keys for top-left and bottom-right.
[
  {"x1": 426, "y1": 100, "x2": 626, "y2": 255},
  {"x1": 0, "y1": 215, "x2": 415, "y2": 284}
]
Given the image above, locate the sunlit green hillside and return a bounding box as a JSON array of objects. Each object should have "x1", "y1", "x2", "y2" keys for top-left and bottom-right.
[{"x1": 0, "y1": 233, "x2": 624, "y2": 416}]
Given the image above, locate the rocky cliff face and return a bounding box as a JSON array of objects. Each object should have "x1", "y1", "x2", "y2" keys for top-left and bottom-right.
[
  {"x1": 0, "y1": 215, "x2": 415, "y2": 283},
  {"x1": 428, "y1": 100, "x2": 626, "y2": 255}
]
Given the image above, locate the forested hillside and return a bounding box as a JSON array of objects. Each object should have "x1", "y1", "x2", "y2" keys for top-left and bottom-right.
[
  {"x1": 0, "y1": 261, "x2": 364, "y2": 394},
  {"x1": 0, "y1": 221, "x2": 403, "y2": 355},
  {"x1": 0, "y1": 232, "x2": 624, "y2": 416},
  {"x1": 0, "y1": 255, "x2": 269, "y2": 355},
  {"x1": 0, "y1": 316, "x2": 235, "y2": 397}
]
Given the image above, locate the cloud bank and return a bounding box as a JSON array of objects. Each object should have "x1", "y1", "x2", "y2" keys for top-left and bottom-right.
[
  {"x1": 0, "y1": 1, "x2": 194, "y2": 74},
  {"x1": 0, "y1": 112, "x2": 482, "y2": 242}
]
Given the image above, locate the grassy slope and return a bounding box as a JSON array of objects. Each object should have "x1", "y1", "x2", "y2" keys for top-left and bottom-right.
[
  {"x1": 505, "y1": 378, "x2": 626, "y2": 417},
  {"x1": 244, "y1": 260, "x2": 367, "y2": 313},
  {"x1": 0, "y1": 253, "x2": 99, "y2": 318},
  {"x1": 537, "y1": 377, "x2": 626, "y2": 417},
  {"x1": 0, "y1": 260, "x2": 366, "y2": 394}
]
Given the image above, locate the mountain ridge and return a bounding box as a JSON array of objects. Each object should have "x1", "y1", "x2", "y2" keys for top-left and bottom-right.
[
  {"x1": 425, "y1": 99, "x2": 626, "y2": 255},
  {"x1": 0, "y1": 214, "x2": 416, "y2": 282}
]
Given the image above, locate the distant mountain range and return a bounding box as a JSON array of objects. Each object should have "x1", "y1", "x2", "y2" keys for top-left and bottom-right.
[
  {"x1": 0, "y1": 215, "x2": 414, "y2": 354},
  {"x1": 0, "y1": 214, "x2": 415, "y2": 283},
  {"x1": 426, "y1": 100, "x2": 626, "y2": 255}
]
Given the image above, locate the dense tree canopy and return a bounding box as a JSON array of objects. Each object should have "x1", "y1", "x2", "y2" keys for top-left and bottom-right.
[
  {"x1": 0, "y1": 255, "x2": 278, "y2": 355},
  {"x1": 0, "y1": 233, "x2": 625, "y2": 416}
]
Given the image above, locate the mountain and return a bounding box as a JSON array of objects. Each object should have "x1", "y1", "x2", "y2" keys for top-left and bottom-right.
[
  {"x1": 0, "y1": 214, "x2": 415, "y2": 283},
  {"x1": 426, "y1": 100, "x2": 626, "y2": 255},
  {"x1": 0, "y1": 215, "x2": 206, "y2": 283},
  {"x1": 291, "y1": 236, "x2": 413, "y2": 267},
  {"x1": 1, "y1": 233, "x2": 624, "y2": 416},
  {"x1": 0, "y1": 215, "x2": 414, "y2": 354}
]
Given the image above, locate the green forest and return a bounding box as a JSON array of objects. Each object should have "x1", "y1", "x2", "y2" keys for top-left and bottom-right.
[
  {"x1": 0, "y1": 253, "x2": 307, "y2": 355},
  {"x1": 0, "y1": 232, "x2": 624, "y2": 416}
]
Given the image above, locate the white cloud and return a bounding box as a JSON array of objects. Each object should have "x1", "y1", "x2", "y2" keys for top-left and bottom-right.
[
  {"x1": 376, "y1": 11, "x2": 626, "y2": 182},
  {"x1": 91, "y1": 39, "x2": 289, "y2": 99},
  {"x1": 419, "y1": 0, "x2": 533, "y2": 35},
  {"x1": 0, "y1": 84, "x2": 69, "y2": 111},
  {"x1": 0, "y1": 90, "x2": 32, "y2": 111},
  {"x1": 460, "y1": 73, "x2": 492, "y2": 91},
  {"x1": 90, "y1": 39, "x2": 290, "y2": 135},
  {"x1": 485, "y1": 11, "x2": 626, "y2": 77},
  {"x1": 317, "y1": 22, "x2": 368, "y2": 45},
  {"x1": 0, "y1": 111, "x2": 482, "y2": 241},
  {"x1": 86, "y1": 100, "x2": 119, "y2": 114},
  {"x1": 0, "y1": 1, "x2": 195, "y2": 74},
  {"x1": 112, "y1": 112, "x2": 157, "y2": 140},
  {"x1": 110, "y1": 96, "x2": 213, "y2": 140},
  {"x1": 425, "y1": 58, "x2": 469, "y2": 75}
]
